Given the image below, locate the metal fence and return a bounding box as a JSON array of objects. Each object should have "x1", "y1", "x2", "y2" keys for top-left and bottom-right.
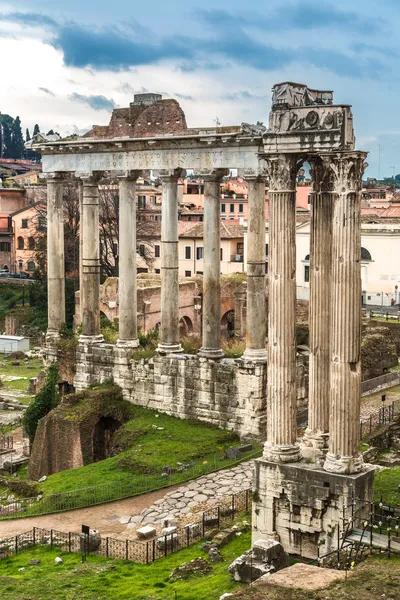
[
  {"x1": 0, "y1": 448, "x2": 259, "y2": 520},
  {"x1": 0, "y1": 489, "x2": 251, "y2": 564},
  {"x1": 360, "y1": 401, "x2": 398, "y2": 440},
  {"x1": 0, "y1": 436, "x2": 13, "y2": 450}
]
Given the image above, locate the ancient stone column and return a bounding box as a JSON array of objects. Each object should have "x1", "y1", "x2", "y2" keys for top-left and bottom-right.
[
  {"x1": 117, "y1": 171, "x2": 141, "y2": 347},
  {"x1": 46, "y1": 173, "x2": 66, "y2": 343},
  {"x1": 199, "y1": 169, "x2": 229, "y2": 359},
  {"x1": 78, "y1": 179, "x2": 83, "y2": 323},
  {"x1": 264, "y1": 154, "x2": 300, "y2": 463},
  {"x1": 303, "y1": 161, "x2": 333, "y2": 452},
  {"x1": 243, "y1": 169, "x2": 267, "y2": 363},
  {"x1": 157, "y1": 168, "x2": 185, "y2": 354},
  {"x1": 324, "y1": 153, "x2": 367, "y2": 474},
  {"x1": 79, "y1": 173, "x2": 104, "y2": 343}
]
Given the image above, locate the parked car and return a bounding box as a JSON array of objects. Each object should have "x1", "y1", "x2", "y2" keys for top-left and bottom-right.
[{"x1": 0, "y1": 270, "x2": 10, "y2": 278}]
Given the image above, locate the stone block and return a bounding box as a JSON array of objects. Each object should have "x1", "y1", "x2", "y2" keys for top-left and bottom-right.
[{"x1": 136, "y1": 525, "x2": 156, "y2": 539}]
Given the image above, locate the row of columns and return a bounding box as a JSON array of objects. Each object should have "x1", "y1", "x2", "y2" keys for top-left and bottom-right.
[
  {"x1": 45, "y1": 167, "x2": 268, "y2": 362},
  {"x1": 46, "y1": 151, "x2": 365, "y2": 475}
]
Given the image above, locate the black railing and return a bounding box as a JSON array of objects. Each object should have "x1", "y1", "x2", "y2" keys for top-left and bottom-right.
[{"x1": 0, "y1": 489, "x2": 251, "y2": 564}]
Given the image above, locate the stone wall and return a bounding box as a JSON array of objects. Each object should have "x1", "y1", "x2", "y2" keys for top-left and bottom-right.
[{"x1": 74, "y1": 345, "x2": 309, "y2": 439}]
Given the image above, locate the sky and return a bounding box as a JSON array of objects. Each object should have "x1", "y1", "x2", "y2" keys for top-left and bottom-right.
[{"x1": 0, "y1": 0, "x2": 398, "y2": 178}]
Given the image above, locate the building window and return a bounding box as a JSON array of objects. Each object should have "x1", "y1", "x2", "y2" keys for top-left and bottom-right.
[
  {"x1": 230, "y1": 203, "x2": 235, "y2": 213},
  {"x1": 138, "y1": 195, "x2": 146, "y2": 209},
  {"x1": 185, "y1": 246, "x2": 191, "y2": 259},
  {"x1": 199, "y1": 215, "x2": 203, "y2": 222},
  {"x1": 155, "y1": 268, "x2": 160, "y2": 274},
  {"x1": 220, "y1": 248, "x2": 223, "y2": 260},
  {"x1": 139, "y1": 244, "x2": 145, "y2": 256},
  {"x1": 304, "y1": 265, "x2": 310, "y2": 283},
  {"x1": 18, "y1": 261, "x2": 23, "y2": 270},
  {"x1": 17, "y1": 236, "x2": 24, "y2": 250},
  {"x1": 37, "y1": 216, "x2": 47, "y2": 231},
  {"x1": 155, "y1": 244, "x2": 160, "y2": 258},
  {"x1": 361, "y1": 247, "x2": 372, "y2": 261},
  {"x1": 239, "y1": 204, "x2": 244, "y2": 213},
  {"x1": 196, "y1": 271, "x2": 203, "y2": 275},
  {"x1": 185, "y1": 270, "x2": 191, "y2": 277},
  {"x1": 28, "y1": 237, "x2": 35, "y2": 250},
  {"x1": 0, "y1": 242, "x2": 10, "y2": 252},
  {"x1": 196, "y1": 246, "x2": 204, "y2": 260},
  {"x1": 237, "y1": 242, "x2": 244, "y2": 255},
  {"x1": 266, "y1": 244, "x2": 269, "y2": 256},
  {"x1": 150, "y1": 215, "x2": 154, "y2": 221},
  {"x1": 21, "y1": 218, "x2": 28, "y2": 229},
  {"x1": 221, "y1": 204, "x2": 226, "y2": 213},
  {"x1": 27, "y1": 260, "x2": 35, "y2": 272}
]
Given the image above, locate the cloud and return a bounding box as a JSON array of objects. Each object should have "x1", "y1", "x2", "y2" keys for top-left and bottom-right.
[
  {"x1": 39, "y1": 87, "x2": 55, "y2": 96},
  {"x1": 175, "y1": 93, "x2": 194, "y2": 101},
  {"x1": 221, "y1": 90, "x2": 267, "y2": 101},
  {"x1": 69, "y1": 93, "x2": 116, "y2": 111},
  {"x1": 0, "y1": 8, "x2": 388, "y2": 79},
  {"x1": 197, "y1": 3, "x2": 383, "y2": 34}
]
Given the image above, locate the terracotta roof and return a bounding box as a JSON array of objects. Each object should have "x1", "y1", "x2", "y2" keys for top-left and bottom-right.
[{"x1": 180, "y1": 221, "x2": 244, "y2": 239}]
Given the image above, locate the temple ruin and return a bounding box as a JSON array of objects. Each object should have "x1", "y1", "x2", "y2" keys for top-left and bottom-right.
[{"x1": 33, "y1": 82, "x2": 374, "y2": 558}]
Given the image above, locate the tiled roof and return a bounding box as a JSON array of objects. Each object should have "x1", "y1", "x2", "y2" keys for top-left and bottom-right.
[{"x1": 180, "y1": 221, "x2": 244, "y2": 239}]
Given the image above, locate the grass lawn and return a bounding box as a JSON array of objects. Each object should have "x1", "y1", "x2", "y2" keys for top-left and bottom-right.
[
  {"x1": 374, "y1": 466, "x2": 400, "y2": 505},
  {"x1": 39, "y1": 406, "x2": 259, "y2": 494},
  {"x1": 232, "y1": 554, "x2": 400, "y2": 600},
  {"x1": 0, "y1": 355, "x2": 43, "y2": 396},
  {"x1": 0, "y1": 531, "x2": 250, "y2": 600}
]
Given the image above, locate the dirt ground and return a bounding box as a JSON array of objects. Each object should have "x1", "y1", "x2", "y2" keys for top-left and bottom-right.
[
  {"x1": 360, "y1": 384, "x2": 400, "y2": 419},
  {"x1": 0, "y1": 484, "x2": 181, "y2": 539}
]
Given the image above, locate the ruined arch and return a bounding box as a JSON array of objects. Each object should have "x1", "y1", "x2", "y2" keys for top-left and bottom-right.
[
  {"x1": 92, "y1": 416, "x2": 121, "y2": 462},
  {"x1": 179, "y1": 316, "x2": 193, "y2": 336},
  {"x1": 221, "y1": 309, "x2": 235, "y2": 339}
]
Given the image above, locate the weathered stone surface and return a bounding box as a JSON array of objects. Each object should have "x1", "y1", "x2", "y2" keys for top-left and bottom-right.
[
  {"x1": 228, "y1": 539, "x2": 288, "y2": 583},
  {"x1": 169, "y1": 558, "x2": 211, "y2": 581},
  {"x1": 136, "y1": 525, "x2": 156, "y2": 539}
]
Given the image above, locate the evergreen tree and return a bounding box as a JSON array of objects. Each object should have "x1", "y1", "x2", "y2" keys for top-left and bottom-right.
[
  {"x1": 10, "y1": 116, "x2": 24, "y2": 158},
  {"x1": 33, "y1": 124, "x2": 40, "y2": 136},
  {"x1": 2, "y1": 123, "x2": 12, "y2": 158},
  {"x1": 46, "y1": 129, "x2": 54, "y2": 136},
  {"x1": 23, "y1": 363, "x2": 59, "y2": 443},
  {"x1": 26, "y1": 128, "x2": 31, "y2": 142}
]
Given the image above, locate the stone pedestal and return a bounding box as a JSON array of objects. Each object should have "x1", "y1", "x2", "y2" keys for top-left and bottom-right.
[
  {"x1": 46, "y1": 174, "x2": 65, "y2": 345},
  {"x1": 252, "y1": 458, "x2": 374, "y2": 559},
  {"x1": 199, "y1": 169, "x2": 228, "y2": 360},
  {"x1": 243, "y1": 173, "x2": 267, "y2": 364},
  {"x1": 117, "y1": 173, "x2": 140, "y2": 348},
  {"x1": 158, "y1": 169, "x2": 184, "y2": 354}
]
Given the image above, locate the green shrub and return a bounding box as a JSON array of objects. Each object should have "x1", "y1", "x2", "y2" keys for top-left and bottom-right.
[
  {"x1": 181, "y1": 335, "x2": 201, "y2": 354},
  {"x1": 0, "y1": 476, "x2": 38, "y2": 498},
  {"x1": 23, "y1": 363, "x2": 59, "y2": 443},
  {"x1": 222, "y1": 339, "x2": 245, "y2": 358}
]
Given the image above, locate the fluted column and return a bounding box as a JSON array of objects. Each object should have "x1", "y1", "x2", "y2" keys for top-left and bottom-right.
[
  {"x1": 117, "y1": 171, "x2": 141, "y2": 347},
  {"x1": 46, "y1": 173, "x2": 66, "y2": 343},
  {"x1": 324, "y1": 152, "x2": 367, "y2": 474},
  {"x1": 198, "y1": 169, "x2": 229, "y2": 359},
  {"x1": 303, "y1": 161, "x2": 333, "y2": 452},
  {"x1": 78, "y1": 180, "x2": 83, "y2": 323},
  {"x1": 79, "y1": 173, "x2": 104, "y2": 343},
  {"x1": 264, "y1": 154, "x2": 300, "y2": 463},
  {"x1": 243, "y1": 168, "x2": 267, "y2": 363},
  {"x1": 157, "y1": 168, "x2": 185, "y2": 354}
]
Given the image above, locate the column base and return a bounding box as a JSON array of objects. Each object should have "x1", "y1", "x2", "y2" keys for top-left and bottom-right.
[
  {"x1": 198, "y1": 347, "x2": 224, "y2": 360},
  {"x1": 301, "y1": 430, "x2": 329, "y2": 465},
  {"x1": 324, "y1": 452, "x2": 363, "y2": 475},
  {"x1": 242, "y1": 348, "x2": 268, "y2": 364},
  {"x1": 45, "y1": 329, "x2": 61, "y2": 345},
  {"x1": 263, "y1": 442, "x2": 301, "y2": 463},
  {"x1": 157, "y1": 343, "x2": 183, "y2": 355},
  {"x1": 116, "y1": 339, "x2": 140, "y2": 348},
  {"x1": 78, "y1": 334, "x2": 105, "y2": 345}
]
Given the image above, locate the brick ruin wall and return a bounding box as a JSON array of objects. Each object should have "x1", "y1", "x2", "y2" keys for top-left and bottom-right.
[{"x1": 74, "y1": 347, "x2": 308, "y2": 439}]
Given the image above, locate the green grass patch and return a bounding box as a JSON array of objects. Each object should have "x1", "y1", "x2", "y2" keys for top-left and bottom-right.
[
  {"x1": 38, "y1": 406, "x2": 256, "y2": 497},
  {"x1": 0, "y1": 356, "x2": 43, "y2": 394},
  {"x1": 374, "y1": 466, "x2": 400, "y2": 505},
  {"x1": 0, "y1": 531, "x2": 250, "y2": 599}
]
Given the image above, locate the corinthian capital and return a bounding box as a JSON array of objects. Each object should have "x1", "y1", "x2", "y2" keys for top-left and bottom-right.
[
  {"x1": 266, "y1": 154, "x2": 298, "y2": 190},
  {"x1": 196, "y1": 168, "x2": 229, "y2": 182},
  {"x1": 321, "y1": 152, "x2": 368, "y2": 194},
  {"x1": 156, "y1": 168, "x2": 186, "y2": 182}
]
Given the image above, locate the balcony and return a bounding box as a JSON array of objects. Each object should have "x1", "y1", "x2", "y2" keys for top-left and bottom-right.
[{"x1": 231, "y1": 254, "x2": 244, "y2": 263}]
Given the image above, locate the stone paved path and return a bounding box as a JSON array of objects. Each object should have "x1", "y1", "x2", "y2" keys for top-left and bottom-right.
[{"x1": 118, "y1": 461, "x2": 253, "y2": 539}]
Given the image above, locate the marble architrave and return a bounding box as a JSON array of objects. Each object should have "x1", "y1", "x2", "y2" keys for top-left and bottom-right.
[{"x1": 42, "y1": 145, "x2": 261, "y2": 174}]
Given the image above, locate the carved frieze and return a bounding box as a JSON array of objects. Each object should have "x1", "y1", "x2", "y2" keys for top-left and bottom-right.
[
  {"x1": 272, "y1": 82, "x2": 333, "y2": 108},
  {"x1": 195, "y1": 168, "x2": 229, "y2": 182}
]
